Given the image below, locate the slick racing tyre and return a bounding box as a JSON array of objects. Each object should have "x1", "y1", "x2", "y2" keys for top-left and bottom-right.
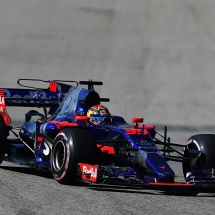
[
  {"x1": 0, "y1": 115, "x2": 9, "y2": 164},
  {"x1": 182, "y1": 134, "x2": 215, "y2": 178},
  {"x1": 51, "y1": 128, "x2": 98, "y2": 185}
]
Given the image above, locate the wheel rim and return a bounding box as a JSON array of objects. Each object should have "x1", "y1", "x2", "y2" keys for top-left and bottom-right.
[
  {"x1": 53, "y1": 141, "x2": 66, "y2": 171},
  {"x1": 183, "y1": 141, "x2": 205, "y2": 177}
]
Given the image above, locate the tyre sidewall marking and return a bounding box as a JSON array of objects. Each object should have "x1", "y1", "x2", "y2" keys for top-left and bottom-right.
[
  {"x1": 52, "y1": 131, "x2": 72, "y2": 181},
  {"x1": 185, "y1": 139, "x2": 201, "y2": 153}
]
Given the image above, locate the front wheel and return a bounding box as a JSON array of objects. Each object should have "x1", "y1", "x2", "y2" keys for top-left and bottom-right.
[
  {"x1": 51, "y1": 128, "x2": 98, "y2": 185},
  {"x1": 182, "y1": 134, "x2": 215, "y2": 178}
]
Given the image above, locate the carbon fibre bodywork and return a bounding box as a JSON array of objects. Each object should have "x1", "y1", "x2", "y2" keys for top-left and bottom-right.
[{"x1": 1, "y1": 79, "x2": 215, "y2": 194}]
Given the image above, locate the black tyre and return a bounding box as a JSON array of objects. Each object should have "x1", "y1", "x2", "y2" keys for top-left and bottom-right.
[
  {"x1": 182, "y1": 134, "x2": 215, "y2": 178},
  {"x1": 0, "y1": 115, "x2": 9, "y2": 164},
  {"x1": 51, "y1": 128, "x2": 98, "y2": 185}
]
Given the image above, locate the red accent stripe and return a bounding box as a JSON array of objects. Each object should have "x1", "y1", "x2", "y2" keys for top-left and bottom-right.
[
  {"x1": 51, "y1": 121, "x2": 78, "y2": 128},
  {"x1": 37, "y1": 136, "x2": 43, "y2": 142},
  {"x1": 132, "y1": 125, "x2": 155, "y2": 130},
  {"x1": 126, "y1": 129, "x2": 149, "y2": 135},
  {"x1": 96, "y1": 144, "x2": 115, "y2": 154},
  {"x1": 0, "y1": 88, "x2": 11, "y2": 126},
  {"x1": 149, "y1": 182, "x2": 192, "y2": 187},
  {"x1": 74, "y1": 116, "x2": 89, "y2": 121},
  {"x1": 132, "y1": 118, "x2": 144, "y2": 123},
  {"x1": 49, "y1": 81, "x2": 58, "y2": 92},
  {"x1": 0, "y1": 89, "x2": 4, "y2": 97},
  {"x1": 0, "y1": 113, "x2": 11, "y2": 126},
  {"x1": 143, "y1": 125, "x2": 155, "y2": 130}
]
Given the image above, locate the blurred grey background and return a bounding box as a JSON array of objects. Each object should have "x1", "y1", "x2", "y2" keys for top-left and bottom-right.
[{"x1": 0, "y1": 0, "x2": 215, "y2": 144}]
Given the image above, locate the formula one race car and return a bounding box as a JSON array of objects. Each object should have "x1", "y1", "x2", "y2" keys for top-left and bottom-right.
[{"x1": 0, "y1": 79, "x2": 215, "y2": 193}]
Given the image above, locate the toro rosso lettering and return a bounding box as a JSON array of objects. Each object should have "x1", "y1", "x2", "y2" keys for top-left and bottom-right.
[
  {"x1": 137, "y1": 140, "x2": 157, "y2": 150},
  {"x1": 139, "y1": 146, "x2": 157, "y2": 150},
  {"x1": 138, "y1": 140, "x2": 153, "y2": 145}
]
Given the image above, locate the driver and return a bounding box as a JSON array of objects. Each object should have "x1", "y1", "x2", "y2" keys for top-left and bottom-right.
[{"x1": 87, "y1": 104, "x2": 111, "y2": 125}]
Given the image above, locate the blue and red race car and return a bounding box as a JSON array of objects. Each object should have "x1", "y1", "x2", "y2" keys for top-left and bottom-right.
[{"x1": 0, "y1": 79, "x2": 215, "y2": 194}]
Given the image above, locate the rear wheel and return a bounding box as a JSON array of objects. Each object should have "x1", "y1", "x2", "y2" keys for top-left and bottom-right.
[
  {"x1": 51, "y1": 128, "x2": 98, "y2": 185},
  {"x1": 0, "y1": 115, "x2": 9, "y2": 164},
  {"x1": 182, "y1": 134, "x2": 215, "y2": 178}
]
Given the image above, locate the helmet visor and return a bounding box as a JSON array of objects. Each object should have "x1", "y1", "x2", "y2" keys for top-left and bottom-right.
[{"x1": 99, "y1": 108, "x2": 109, "y2": 116}]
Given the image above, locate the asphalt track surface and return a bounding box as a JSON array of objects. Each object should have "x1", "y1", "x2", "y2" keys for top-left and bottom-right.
[{"x1": 1, "y1": 0, "x2": 215, "y2": 214}]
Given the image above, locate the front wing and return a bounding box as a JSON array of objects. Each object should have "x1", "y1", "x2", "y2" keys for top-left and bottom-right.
[{"x1": 77, "y1": 163, "x2": 215, "y2": 194}]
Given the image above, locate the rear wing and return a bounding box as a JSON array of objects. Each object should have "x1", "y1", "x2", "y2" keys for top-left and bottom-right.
[
  {"x1": 1, "y1": 79, "x2": 110, "y2": 114},
  {"x1": 0, "y1": 79, "x2": 110, "y2": 126},
  {"x1": 2, "y1": 79, "x2": 76, "y2": 115}
]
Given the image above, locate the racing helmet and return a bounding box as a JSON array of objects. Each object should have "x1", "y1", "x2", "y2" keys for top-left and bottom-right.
[{"x1": 87, "y1": 104, "x2": 110, "y2": 124}]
